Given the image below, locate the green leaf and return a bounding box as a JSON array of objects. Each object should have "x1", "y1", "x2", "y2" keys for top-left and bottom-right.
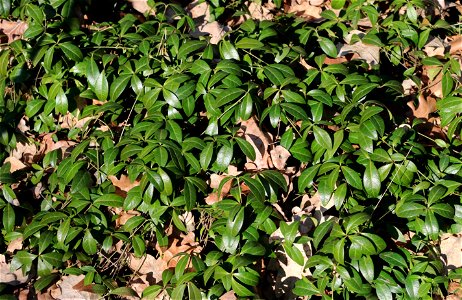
[
  {"x1": 282, "y1": 90, "x2": 305, "y2": 104},
  {"x1": 146, "y1": 170, "x2": 164, "y2": 192},
  {"x1": 293, "y1": 278, "x2": 319, "y2": 296},
  {"x1": 379, "y1": 251, "x2": 407, "y2": 269},
  {"x1": 235, "y1": 137, "x2": 256, "y2": 161},
  {"x1": 166, "y1": 120, "x2": 183, "y2": 143},
  {"x1": 142, "y1": 285, "x2": 163, "y2": 299},
  {"x1": 261, "y1": 170, "x2": 288, "y2": 193},
  {"x1": 349, "y1": 235, "x2": 375, "y2": 260},
  {"x1": 55, "y1": 88, "x2": 68, "y2": 115},
  {"x1": 363, "y1": 160, "x2": 381, "y2": 198},
  {"x1": 215, "y1": 88, "x2": 245, "y2": 108},
  {"x1": 132, "y1": 235, "x2": 146, "y2": 257},
  {"x1": 34, "y1": 274, "x2": 59, "y2": 291},
  {"x1": 331, "y1": 0, "x2": 346, "y2": 9},
  {"x1": 83, "y1": 230, "x2": 97, "y2": 255},
  {"x1": 200, "y1": 143, "x2": 214, "y2": 170},
  {"x1": 313, "y1": 126, "x2": 332, "y2": 150},
  {"x1": 359, "y1": 255, "x2": 374, "y2": 282},
  {"x1": 281, "y1": 103, "x2": 309, "y2": 120},
  {"x1": 352, "y1": 83, "x2": 378, "y2": 102},
  {"x1": 395, "y1": 202, "x2": 426, "y2": 218},
  {"x1": 94, "y1": 194, "x2": 124, "y2": 207},
  {"x1": 94, "y1": 71, "x2": 109, "y2": 100},
  {"x1": 184, "y1": 180, "x2": 197, "y2": 211},
  {"x1": 235, "y1": 37, "x2": 264, "y2": 49},
  {"x1": 188, "y1": 282, "x2": 202, "y2": 300},
  {"x1": 0, "y1": 0, "x2": 11, "y2": 17},
  {"x1": 307, "y1": 89, "x2": 333, "y2": 106},
  {"x1": 318, "y1": 37, "x2": 337, "y2": 58},
  {"x1": 231, "y1": 277, "x2": 254, "y2": 297},
  {"x1": 220, "y1": 40, "x2": 240, "y2": 60},
  {"x1": 111, "y1": 287, "x2": 138, "y2": 297},
  {"x1": 163, "y1": 89, "x2": 181, "y2": 109},
  {"x1": 376, "y1": 282, "x2": 392, "y2": 300},
  {"x1": 264, "y1": 66, "x2": 284, "y2": 86},
  {"x1": 216, "y1": 145, "x2": 233, "y2": 171},
  {"x1": 342, "y1": 166, "x2": 363, "y2": 190},
  {"x1": 332, "y1": 183, "x2": 347, "y2": 210},
  {"x1": 26, "y1": 99, "x2": 45, "y2": 118},
  {"x1": 334, "y1": 238, "x2": 345, "y2": 264},
  {"x1": 283, "y1": 243, "x2": 304, "y2": 266},
  {"x1": 242, "y1": 177, "x2": 265, "y2": 203},
  {"x1": 60, "y1": 42, "x2": 83, "y2": 62},
  {"x1": 3, "y1": 203, "x2": 15, "y2": 232},
  {"x1": 313, "y1": 219, "x2": 333, "y2": 249},
  {"x1": 110, "y1": 75, "x2": 131, "y2": 101},
  {"x1": 178, "y1": 40, "x2": 206, "y2": 59}
]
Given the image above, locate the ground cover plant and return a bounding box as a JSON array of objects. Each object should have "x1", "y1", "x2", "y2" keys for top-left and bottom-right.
[{"x1": 0, "y1": 0, "x2": 461, "y2": 299}]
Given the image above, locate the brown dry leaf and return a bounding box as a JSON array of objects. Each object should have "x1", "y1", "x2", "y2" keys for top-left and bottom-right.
[
  {"x1": 188, "y1": 0, "x2": 229, "y2": 44},
  {"x1": 423, "y1": 65, "x2": 443, "y2": 98},
  {"x1": 407, "y1": 94, "x2": 437, "y2": 119},
  {"x1": 60, "y1": 113, "x2": 96, "y2": 130},
  {"x1": 309, "y1": 0, "x2": 325, "y2": 6},
  {"x1": 268, "y1": 225, "x2": 312, "y2": 299},
  {"x1": 128, "y1": 254, "x2": 166, "y2": 283},
  {"x1": 4, "y1": 156, "x2": 27, "y2": 173},
  {"x1": 424, "y1": 37, "x2": 446, "y2": 58},
  {"x1": 338, "y1": 42, "x2": 380, "y2": 65},
  {"x1": 448, "y1": 281, "x2": 462, "y2": 299},
  {"x1": 287, "y1": 0, "x2": 322, "y2": 20},
  {"x1": 115, "y1": 209, "x2": 141, "y2": 227},
  {"x1": 109, "y1": 174, "x2": 141, "y2": 192},
  {"x1": 270, "y1": 145, "x2": 291, "y2": 170},
  {"x1": 338, "y1": 30, "x2": 380, "y2": 65},
  {"x1": 0, "y1": 20, "x2": 28, "y2": 43},
  {"x1": 441, "y1": 233, "x2": 462, "y2": 271},
  {"x1": 6, "y1": 237, "x2": 23, "y2": 253},
  {"x1": 50, "y1": 275, "x2": 99, "y2": 300},
  {"x1": 11, "y1": 140, "x2": 39, "y2": 164},
  {"x1": 0, "y1": 254, "x2": 29, "y2": 286},
  {"x1": 247, "y1": 1, "x2": 274, "y2": 21},
  {"x1": 239, "y1": 116, "x2": 272, "y2": 170},
  {"x1": 450, "y1": 35, "x2": 462, "y2": 55},
  {"x1": 40, "y1": 133, "x2": 76, "y2": 156},
  {"x1": 156, "y1": 231, "x2": 202, "y2": 268},
  {"x1": 128, "y1": 0, "x2": 155, "y2": 15},
  {"x1": 219, "y1": 290, "x2": 238, "y2": 300}
]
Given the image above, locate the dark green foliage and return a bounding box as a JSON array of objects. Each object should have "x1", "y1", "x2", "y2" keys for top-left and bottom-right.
[{"x1": 0, "y1": 0, "x2": 461, "y2": 299}]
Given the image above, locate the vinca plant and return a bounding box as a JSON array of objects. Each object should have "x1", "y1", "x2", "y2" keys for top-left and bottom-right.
[{"x1": 0, "y1": 0, "x2": 461, "y2": 299}]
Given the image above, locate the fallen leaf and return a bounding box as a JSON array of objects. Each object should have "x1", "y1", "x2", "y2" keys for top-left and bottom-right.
[
  {"x1": 128, "y1": 0, "x2": 155, "y2": 15},
  {"x1": 424, "y1": 37, "x2": 446, "y2": 58},
  {"x1": 440, "y1": 233, "x2": 462, "y2": 271},
  {"x1": 407, "y1": 94, "x2": 437, "y2": 119},
  {"x1": 4, "y1": 156, "x2": 27, "y2": 173},
  {"x1": 128, "y1": 254, "x2": 166, "y2": 282},
  {"x1": 0, "y1": 20, "x2": 28, "y2": 43},
  {"x1": 51, "y1": 275, "x2": 99, "y2": 300},
  {"x1": 270, "y1": 145, "x2": 291, "y2": 170},
  {"x1": 6, "y1": 237, "x2": 23, "y2": 254},
  {"x1": 0, "y1": 254, "x2": 29, "y2": 286},
  {"x1": 287, "y1": 1, "x2": 322, "y2": 20},
  {"x1": 115, "y1": 209, "x2": 141, "y2": 227},
  {"x1": 109, "y1": 174, "x2": 141, "y2": 192},
  {"x1": 219, "y1": 290, "x2": 238, "y2": 300},
  {"x1": 155, "y1": 231, "x2": 202, "y2": 268},
  {"x1": 309, "y1": 0, "x2": 325, "y2": 6},
  {"x1": 449, "y1": 35, "x2": 462, "y2": 55},
  {"x1": 338, "y1": 42, "x2": 380, "y2": 65},
  {"x1": 448, "y1": 281, "x2": 462, "y2": 298},
  {"x1": 268, "y1": 225, "x2": 312, "y2": 299},
  {"x1": 239, "y1": 116, "x2": 272, "y2": 170},
  {"x1": 179, "y1": 211, "x2": 195, "y2": 232},
  {"x1": 187, "y1": 0, "x2": 229, "y2": 44},
  {"x1": 247, "y1": 1, "x2": 274, "y2": 21}
]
